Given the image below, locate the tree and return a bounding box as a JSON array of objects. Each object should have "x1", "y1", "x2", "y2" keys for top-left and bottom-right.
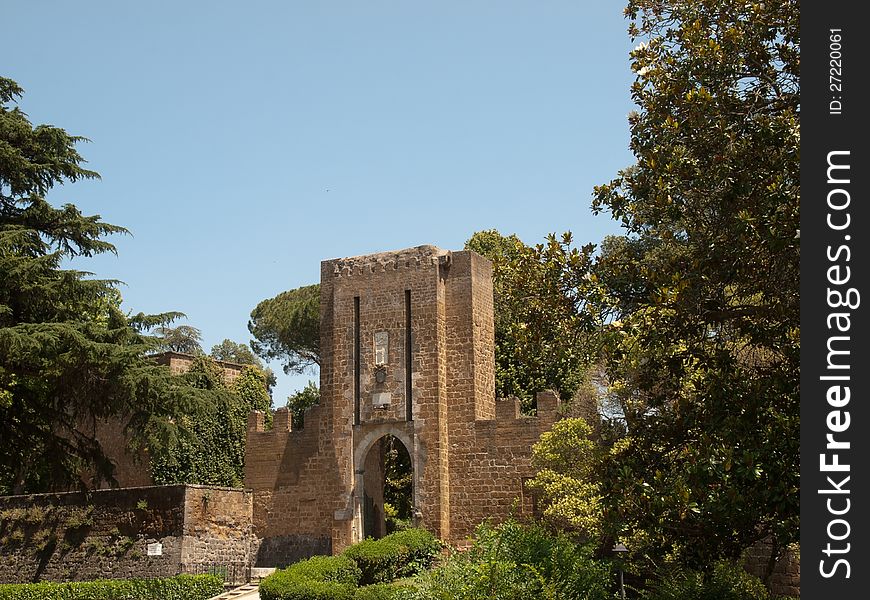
[
  {"x1": 149, "y1": 357, "x2": 271, "y2": 486},
  {"x1": 286, "y1": 380, "x2": 320, "y2": 430},
  {"x1": 210, "y1": 338, "x2": 261, "y2": 365},
  {"x1": 210, "y1": 338, "x2": 277, "y2": 391},
  {"x1": 466, "y1": 230, "x2": 604, "y2": 411},
  {"x1": 527, "y1": 418, "x2": 603, "y2": 538},
  {"x1": 588, "y1": 0, "x2": 799, "y2": 573},
  {"x1": 0, "y1": 77, "x2": 198, "y2": 493},
  {"x1": 249, "y1": 284, "x2": 320, "y2": 374},
  {"x1": 154, "y1": 324, "x2": 203, "y2": 354}
]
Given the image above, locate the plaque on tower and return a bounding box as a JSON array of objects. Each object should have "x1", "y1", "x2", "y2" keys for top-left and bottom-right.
[{"x1": 374, "y1": 331, "x2": 389, "y2": 365}]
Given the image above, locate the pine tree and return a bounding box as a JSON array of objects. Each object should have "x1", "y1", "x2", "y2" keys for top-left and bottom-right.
[{"x1": 0, "y1": 76, "x2": 195, "y2": 493}]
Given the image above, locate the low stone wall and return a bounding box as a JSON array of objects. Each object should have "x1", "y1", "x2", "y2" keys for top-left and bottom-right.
[
  {"x1": 744, "y1": 538, "x2": 800, "y2": 598},
  {"x1": 181, "y1": 486, "x2": 253, "y2": 569},
  {"x1": 252, "y1": 534, "x2": 331, "y2": 569},
  {"x1": 0, "y1": 485, "x2": 252, "y2": 584}
]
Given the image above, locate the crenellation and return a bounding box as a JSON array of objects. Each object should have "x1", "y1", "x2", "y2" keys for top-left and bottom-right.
[
  {"x1": 273, "y1": 407, "x2": 291, "y2": 432},
  {"x1": 248, "y1": 410, "x2": 265, "y2": 432},
  {"x1": 495, "y1": 397, "x2": 522, "y2": 420},
  {"x1": 246, "y1": 246, "x2": 575, "y2": 558}
]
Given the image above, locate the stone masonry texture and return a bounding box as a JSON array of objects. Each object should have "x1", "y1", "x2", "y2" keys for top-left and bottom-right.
[
  {"x1": 0, "y1": 485, "x2": 251, "y2": 584},
  {"x1": 244, "y1": 246, "x2": 560, "y2": 557}
]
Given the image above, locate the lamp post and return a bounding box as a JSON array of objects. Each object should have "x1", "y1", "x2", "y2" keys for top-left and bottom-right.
[{"x1": 612, "y1": 543, "x2": 629, "y2": 599}]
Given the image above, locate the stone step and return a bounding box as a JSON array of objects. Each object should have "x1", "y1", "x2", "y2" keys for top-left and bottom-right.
[
  {"x1": 251, "y1": 567, "x2": 276, "y2": 580},
  {"x1": 209, "y1": 583, "x2": 259, "y2": 600}
]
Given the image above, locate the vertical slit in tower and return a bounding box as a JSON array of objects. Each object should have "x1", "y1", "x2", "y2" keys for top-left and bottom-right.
[
  {"x1": 405, "y1": 289, "x2": 413, "y2": 422},
  {"x1": 354, "y1": 296, "x2": 361, "y2": 425}
]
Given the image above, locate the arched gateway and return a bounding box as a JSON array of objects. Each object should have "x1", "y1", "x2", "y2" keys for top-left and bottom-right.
[{"x1": 244, "y1": 246, "x2": 561, "y2": 566}]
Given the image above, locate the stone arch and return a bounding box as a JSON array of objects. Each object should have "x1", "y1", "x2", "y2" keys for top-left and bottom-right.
[{"x1": 352, "y1": 424, "x2": 417, "y2": 542}]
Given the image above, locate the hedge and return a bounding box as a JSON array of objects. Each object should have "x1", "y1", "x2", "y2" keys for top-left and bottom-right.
[
  {"x1": 352, "y1": 583, "x2": 411, "y2": 600},
  {"x1": 0, "y1": 574, "x2": 223, "y2": 600},
  {"x1": 342, "y1": 529, "x2": 441, "y2": 585},
  {"x1": 259, "y1": 529, "x2": 441, "y2": 599},
  {"x1": 259, "y1": 555, "x2": 362, "y2": 600}
]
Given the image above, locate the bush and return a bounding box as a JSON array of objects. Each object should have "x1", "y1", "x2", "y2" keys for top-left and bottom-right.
[
  {"x1": 352, "y1": 583, "x2": 411, "y2": 600},
  {"x1": 259, "y1": 530, "x2": 440, "y2": 598},
  {"x1": 643, "y1": 560, "x2": 771, "y2": 600},
  {"x1": 343, "y1": 529, "x2": 442, "y2": 585},
  {"x1": 0, "y1": 574, "x2": 223, "y2": 600},
  {"x1": 404, "y1": 521, "x2": 612, "y2": 600},
  {"x1": 259, "y1": 555, "x2": 362, "y2": 600}
]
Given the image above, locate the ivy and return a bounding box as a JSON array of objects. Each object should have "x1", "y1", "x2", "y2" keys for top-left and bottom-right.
[{"x1": 149, "y1": 358, "x2": 271, "y2": 486}]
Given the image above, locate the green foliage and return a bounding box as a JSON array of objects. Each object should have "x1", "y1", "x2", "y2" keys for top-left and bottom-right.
[
  {"x1": 261, "y1": 530, "x2": 441, "y2": 600},
  {"x1": 382, "y1": 437, "x2": 412, "y2": 531},
  {"x1": 249, "y1": 284, "x2": 320, "y2": 375},
  {"x1": 210, "y1": 338, "x2": 277, "y2": 390},
  {"x1": 344, "y1": 539, "x2": 404, "y2": 586},
  {"x1": 210, "y1": 338, "x2": 260, "y2": 365},
  {"x1": 259, "y1": 555, "x2": 362, "y2": 600},
  {"x1": 0, "y1": 76, "x2": 199, "y2": 493},
  {"x1": 154, "y1": 325, "x2": 203, "y2": 354},
  {"x1": 232, "y1": 363, "x2": 274, "y2": 418},
  {"x1": 286, "y1": 380, "x2": 320, "y2": 430},
  {"x1": 352, "y1": 583, "x2": 411, "y2": 600},
  {"x1": 527, "y1": 418, "x2": 603, "y2": 537},
  {"x1": 0, "y1": 574, "x2": 223, "y2": 600},
  {"x1": 405, "y1": 520, "x2": 612, "y2": 600},
  {"x1": 465, "y1": 230, "x2": 603, "y2": 411},
  {"x1": 586, "y1": 0, "x2": 799, "y2": 571},
  {"x1": 641, "y1": 561, "x2": 770, "y2": 600},
  {"x1": 149, "y1": 358, "x2": 271, "y2": 486},
  {"x1": 342, "y1": 529, "x2": 442, "y2": 586}
]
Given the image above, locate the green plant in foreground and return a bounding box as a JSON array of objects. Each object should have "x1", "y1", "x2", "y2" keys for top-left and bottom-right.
[
  {"x1": 259, "y1": 555, "x2": 362, "y2": 600},
  {"x1": 0, "y1": 574, "x2": 223, "y2": 600},
  {"x1": 404, "y1": 521, "x2": 612, "y2": 600},
  {"x1": 641, "y1": 560, "x2": 772, "y2": 600}
]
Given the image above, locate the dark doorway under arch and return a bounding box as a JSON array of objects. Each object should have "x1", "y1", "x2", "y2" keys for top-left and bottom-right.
[{"x1": 361, "y1": 434, "x2": 412, "y2": 539}]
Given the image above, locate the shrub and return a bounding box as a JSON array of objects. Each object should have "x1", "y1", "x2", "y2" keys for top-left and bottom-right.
[
  {"x1": 259, "y1": 555, "x2": 362, "y2": 600},
  {"x1": 0, "y1": 574, "x2": 223, "y2": 600},
  {"x1": 343, "y1": 539, "x2": 402, "y2": 585},
  {"x1": 343, "y1": 529, "x2": 441, "y2": 585},
  {"x1": 643, "y1": 560, "x2": 770, "y2": 600},
  {"x1": 352, "y1": 583, "x2": 411, "y2": 600},
  {"x1": 260, "y1": 530, "x2": 440, "y2": 598},
  {"x1": 404, "y1": 521, "x2": 611, "y2": 600},
  {"x1": 382, "y1": 529, "x2": 441, "y2": 576}
]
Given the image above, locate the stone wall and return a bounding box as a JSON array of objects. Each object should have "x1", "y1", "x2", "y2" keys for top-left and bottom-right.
[
  {"x1": 244, "y1": 407, "x2": 335, "y2": 565},
  {"x1": 0, "y1": 485, "x2": 251, "y2": 584},
  {"x1": 244, "y1": 245, "x2": 559, "y2": 559},
  {"x1": 743, "y1": 538, "x2": 801, "y2": 598},
  {"x1": 152, "y1": 352, "x2": 245, "y2": 384},
  {"x1": 181, "y1": 486, "x2": 254, "y2": 570},
  {"x1": 78, "y1": 353, "x2": 247, "y2": 490},
  {"x1": 448, "y1": 392, "x2": 561, "y2": 542}
]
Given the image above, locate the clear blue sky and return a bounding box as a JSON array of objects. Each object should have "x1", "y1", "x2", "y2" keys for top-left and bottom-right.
[{"x1": 6, "y1": 1, "x2": 637, "y2": 403}]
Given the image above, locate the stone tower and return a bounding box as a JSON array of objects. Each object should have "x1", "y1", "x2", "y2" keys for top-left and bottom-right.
[{"x1": 245, "y1": 245, "x2": 560, "y2": 564}]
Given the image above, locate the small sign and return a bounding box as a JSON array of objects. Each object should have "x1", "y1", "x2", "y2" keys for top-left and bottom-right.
[
  {"x1": 146, "y1": 542, "x2": 163, "y2": 556},
  {"x1": 373, "y1": 392, "x2": 391, "y2": 409},
  {"x1": 374, "y1": 331, "x2": 389, "y2": 365}
]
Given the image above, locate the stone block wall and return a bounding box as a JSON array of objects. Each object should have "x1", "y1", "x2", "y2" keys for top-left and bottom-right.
[
  {"x1": 181, "y1": 486, "x2": 254, "y2": 570},
  {"x1": 151, "y1": 352, "x2": 244, "y2": 385},
  {"x1": 244, "y1": 246, "x2": 559, "y2": 559},
  {"x1": 244, "y1": 407, "x2": 335, "y2": 565},
  {"x1": 448, "y1": 391, "x2": 561, "y2": 542},
  {"x1": 743, "y1": 538, "x2": 801, "y2": 598},
  {"x1": 0, "y1": 485, "x2": 251, "y2": 584}
]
